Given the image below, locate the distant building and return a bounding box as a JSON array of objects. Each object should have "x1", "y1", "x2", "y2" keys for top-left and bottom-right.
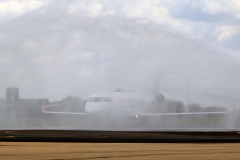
[{"x1": 0, "y1": 88, "x2": 49, "y2": 108}]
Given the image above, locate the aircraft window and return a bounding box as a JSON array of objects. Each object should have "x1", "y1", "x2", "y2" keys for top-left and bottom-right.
[
  {"x1": 88, "y1": 97, "x2": 100, "y2": 102},
  {"x1": 103, "y1": 97, "x2": 112, "y2": 102},
  {"x1": 88, "y1": 97, "x2": 94, "y2": 102},
  {"x1": 93, "y1": 97, "x2": 101, "y2": 102},
  {"x1": 88, "y1": 97, "x2": 112, "y2": 102}
]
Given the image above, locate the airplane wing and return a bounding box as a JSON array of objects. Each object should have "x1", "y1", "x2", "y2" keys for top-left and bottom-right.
[
  {"x1": 133, "y1": 98, "x2": 238, "y2": 117},
  {"x1": 131, "y1": 111, "x2": 230, "y2": 117},
  {"x1": 43, "y1": 111, "x2": 86, "y2": 115},
  {"x1": 41, "y1": 101, "x2": 86, "y2": 115}
]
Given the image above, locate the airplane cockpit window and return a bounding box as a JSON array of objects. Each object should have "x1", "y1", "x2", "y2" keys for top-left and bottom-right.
[
  {"x1": 87, "y1": 97, "x2": 94, "y2": 102},
  {"x1": 88, "y1": 97, "x2": 112, "y2": 102},
  {"x1": 93, "y1": 97, "x2": 102, "y2": 102},
  {"x1": 103, "y1": 97, "x2": 112, "y2": 102}
]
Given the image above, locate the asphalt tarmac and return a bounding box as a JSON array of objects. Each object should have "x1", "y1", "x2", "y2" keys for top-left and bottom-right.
[
  {"x1": 1, "y1": 129, "x2": 240, "y2": 142},
  {"x1": 1, "y1": 130, "x2": 240, "y2": 159}
]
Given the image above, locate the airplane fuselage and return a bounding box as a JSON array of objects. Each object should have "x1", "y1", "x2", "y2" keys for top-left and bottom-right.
[{"x1": 85, "y1": 92, "x2": 155, "y2": 115}]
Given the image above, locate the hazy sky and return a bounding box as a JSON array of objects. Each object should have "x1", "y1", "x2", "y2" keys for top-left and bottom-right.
[
  {"x1": 0, "y1": 0, "x2": 240, "y2": 108},
  {"x1": 0, "y1": 0, "x2": 239, "y2": 52}
]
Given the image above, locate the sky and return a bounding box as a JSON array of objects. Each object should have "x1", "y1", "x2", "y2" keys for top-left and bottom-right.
[
  {"x1": 0, "y1": 0, "x2": 239, "y2": 52},
  {"x1": 0, "y1": 0, "x2": 240, "y2": 108}
]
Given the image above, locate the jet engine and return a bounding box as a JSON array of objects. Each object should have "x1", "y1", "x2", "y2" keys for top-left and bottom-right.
[{"x1": 155, "y1": 93, "x2": 165, "y2": 103}]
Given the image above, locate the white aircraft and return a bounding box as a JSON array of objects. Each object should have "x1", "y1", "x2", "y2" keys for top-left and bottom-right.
[
  {"x1": 42, "y1": 91, "x2": 233, "y2": 118},
  {"x1": 41, "y1": 72, "x2": 236, "y2": 120}
]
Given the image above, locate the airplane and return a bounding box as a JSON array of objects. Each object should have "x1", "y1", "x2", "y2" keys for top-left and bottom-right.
[
  {"x1": 42, "y1": 91, "x2": 234, "y2": 118},
  {"x1": 41, "y1": 72, "x2": 236, "y2": 125}
]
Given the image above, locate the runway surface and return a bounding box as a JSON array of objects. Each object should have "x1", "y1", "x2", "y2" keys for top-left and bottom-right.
[
  {"x1": 1, "y1": 129, "x2": 240, "y2": 142},
  {"x1": 0, "y1": 142, "x2": 240, "y2": 159}
]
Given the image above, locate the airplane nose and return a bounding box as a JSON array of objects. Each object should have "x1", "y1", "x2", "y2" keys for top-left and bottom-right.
[{"x1": 85, "y1": 102, "x2": 102, "y2": 114}]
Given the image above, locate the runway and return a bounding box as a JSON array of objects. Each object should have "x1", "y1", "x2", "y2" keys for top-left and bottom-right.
[{"x1": 1, "y1": 129, "x2": 240, "y2": 142}]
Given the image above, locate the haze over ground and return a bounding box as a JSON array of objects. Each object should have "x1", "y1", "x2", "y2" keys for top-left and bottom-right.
[{"x1": 0, "y1": 0, "x2": 240, "y2": 109}]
